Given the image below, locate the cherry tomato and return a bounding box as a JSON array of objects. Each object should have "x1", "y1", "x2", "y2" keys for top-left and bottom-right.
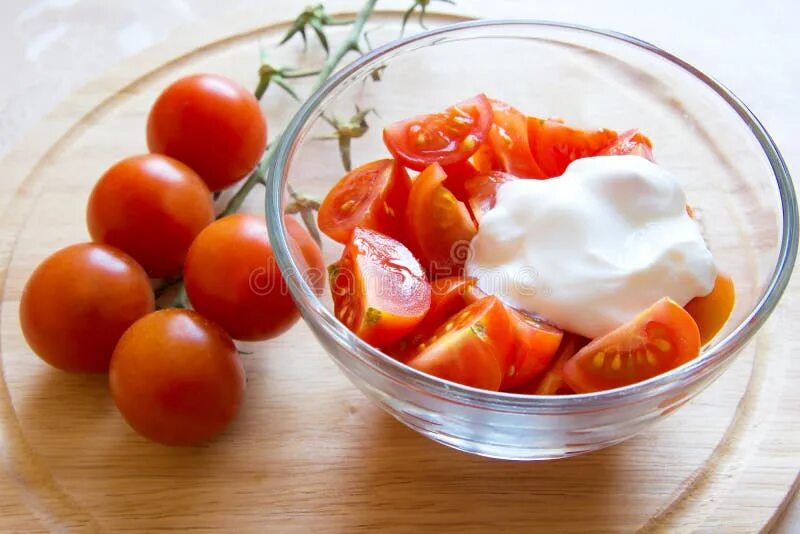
[
  {"x1": 286, "y1": 216, "x2": 326, "y2": 295},
  {"x1": 330, "y1": 228, "x2": 431, "y2": 347},
  {"x1": 20, "y1": 243, "x2": 154, "y2": 373},
  {"x1": 386, "y1": 276, "x2": 475, "y2": 359},
  {"x1": 110, "y1": 309, "x2": 245, "y2": 446},
  {"x1": 562, "y1": 298, "x2": 701, "y2": 393},
  {"x1": 405, "y1": 163, "x2": 477, "y2": 277},
  {"x1": 501, "y1": 310, "x2": 564, "y2": 391},
  {"x1": 527, "y1": 117, "x2": 618, "y2": 177},
  {"x1": 596, "y1": 129, "x2": 654, "y2": 161},
  {"x1": 487, "y1": 99, "x2": 546, "y2": 178},
  {"x1": 147, "y1": 74, "x2": 267, "y2": 192},
  {"x1": 468, "y1": 143, "x2": 499, "y2": 174},
  {"x1": 464, "y1": 171, "x2": 517, "y2": 222},
  {"x1": 184, "y1": 214, "x2": 303, "y2": 341},
  {"x1": 404, "y1": 296, "x2": 513, "y2": 390},
  {"x1": 87, "y1": 154, "x2": 214, "y2": 278},
  {"x1": 515, "y1": 334, "x2": 587, "y2": 395},
  {"x1": 318, "y1": 159, "x2": 410, "y2": 244},
  {"x1": 439, "y1": 144, "x2": 501, "y2": 202},
  {"x1": 383, "y1": 94, "x2": 493, "y2": 171},
  {"x1": 684, "y1": 273, "x2": 735, "y2": 345}
]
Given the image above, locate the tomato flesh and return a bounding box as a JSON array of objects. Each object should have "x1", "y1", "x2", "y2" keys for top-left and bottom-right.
[
  {"x1": 331, "y1": 228, "x2": 431, "y2": 347},
  {"x1": 405, "y1": 296, "x2": 513, "y2": 390},
  {"x1": 464, "y1": 171, "x2": 517, "y2": 223},
  {"x1": 527, "y1": 117, "x2": 618, "y2": 177},
  {"x1": 383, "y1": 94, "x2": 493, "y2": 171},
  {"x1": 515, "y1": 334, "x2": 587, "y2": 395},
  {"x1": 684, "y1": 273, "x2": 735, "y2": 345},
  {"x1": 318, "y1": 159, "x2": 410, "y2": 244},
  {"x1": 562, "y1": 298, "x2": 701, "y2": 393},
  {"x1": 487, "y1": 99, "x2": 546, "y2": 178},
  {"x1": 405, "y1": 163, "x2": 477, "y2": 277},
  {"x1": 501, "y1": 310, "x2": 564, "y2": 391},
  {"x1": 596, "y1": 129, "x2": 654, "y2": 161}
]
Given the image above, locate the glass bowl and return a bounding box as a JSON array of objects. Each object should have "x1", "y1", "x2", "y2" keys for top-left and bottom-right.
[{"x1": 265, "y1": 20, "x2": 797, "y2": 460}]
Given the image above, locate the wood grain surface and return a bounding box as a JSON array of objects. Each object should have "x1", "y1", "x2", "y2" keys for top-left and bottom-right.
[{"x1": 0, "y1": 2, "x2": 797, "y2": 532}]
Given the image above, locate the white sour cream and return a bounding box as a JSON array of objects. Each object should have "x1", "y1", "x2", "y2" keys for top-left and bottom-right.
[{"x1": 466, "y1": 155, "x2": 716, "y2": 339}]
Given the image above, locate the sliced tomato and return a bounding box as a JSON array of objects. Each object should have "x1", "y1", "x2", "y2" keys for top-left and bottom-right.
[
  {"x1": 386, "y1": 276, "x2": 475, "y2": 359},
  {"x1": 405, "y1": 296, "x2": 513, "y2": 390},
  {"x1": 684, "y1": 273, "x2": 735, "y2": 345},
  {"x1": 318, "y1": 159, "x2": 411, "y2": 243},
  {"x1": 464, "y1": 171, "x2": 517, "y2": 222},
  {"x1": 487, "y1": 99, "x2": 546, "y2": 178},
  {"x1": 440, "y1": 143, "x2": 501, "y2": 202},
  {"x1": 527, "y1": 117, "x2": 618, "y2": 177},
  {"x1": 501, "y1": 310, "x2": 564, "y2": 391},
  {"x1": 562, "y1": 298, "x2": 701, "y2": 393},
  {"x1": 330, "y1": 228, "x2": 431, "y2": 347},
  {"x1": 383, "y1": 94, "x2": 493, "y2": 171},
  {"x1": 514, "y1": 334, "x2": 586, "y2": 395},
  {"x1": 405, "y1": 163, "x2": 477, "y2": 278},
  {"x1": 596, "y1": 128, "x2": 655, "y2": 161}
]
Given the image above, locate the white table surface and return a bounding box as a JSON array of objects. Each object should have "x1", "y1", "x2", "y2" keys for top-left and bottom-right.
[{"x1": 1, "y1": 0, "x2": 797, "y2": 531}]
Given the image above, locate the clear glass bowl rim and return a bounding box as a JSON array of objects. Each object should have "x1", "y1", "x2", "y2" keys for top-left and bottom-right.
[{"x1": 266, "y1": 19, "x2": 798, "y2": 412}]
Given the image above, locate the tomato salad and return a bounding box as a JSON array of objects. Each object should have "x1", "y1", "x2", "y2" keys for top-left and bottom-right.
[{"x1": 318, "y1": 94, "x2": 735, "y2": 394}]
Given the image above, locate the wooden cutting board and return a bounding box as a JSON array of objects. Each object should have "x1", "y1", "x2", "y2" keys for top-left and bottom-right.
[{"x1": 0, "y1": 3, "x2": 797, "y2": 532}]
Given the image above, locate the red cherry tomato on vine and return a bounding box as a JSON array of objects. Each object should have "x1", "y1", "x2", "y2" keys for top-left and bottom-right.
[
  {"x1": 110, "y1": 309, "x2": 245, "y2": 446},
  {"x1": 147, "y1": 74, "x2": 267, "y2": 192},
  {"x1": 184, "y1": 213, "x2": 309, "y2": 341},
  {"x1": 87, "y1": 154, "x2": 214, "y2": 278},
  {"x1": 20, "y1": 243, "x2": 154, "y2": 373}
]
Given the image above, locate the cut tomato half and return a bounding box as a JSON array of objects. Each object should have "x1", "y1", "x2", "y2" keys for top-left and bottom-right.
[
  {"x1": 562, "y1": 298, "x2": 701, "y2": 393},
  {"x1": 526, "y1": 117, "x2": 618, "y2": 177},
  {"x1": 383, "y1": 94, "x2": 493, "y2": 171},
  {"x1": 330, "y1": 228, "x2": 431, "y2": 348},
  {"x1": 501, "y1": 310, "x2": 564, "y2": 391},
  {"x1": 318, "y1": 159, "x2": 411, "y2": 243},
  {"x1": 684, "y1": 273, "x2": 735, "y2": 345},
  {"x1": 487, "y1": 99, "x2": 546, "y2": 178},
  {"x1": 404, "y1": 296, "x2": 513, "y2": 390},
  {"x1": 513, "y1": 333, "x2": 587, "y2": 395},
  {"x1": 596, "y1": 128, "x2": 654, "y2": 161},
  {"x1": 464, "y1": 171, "x2": 517, "y2": 222}
]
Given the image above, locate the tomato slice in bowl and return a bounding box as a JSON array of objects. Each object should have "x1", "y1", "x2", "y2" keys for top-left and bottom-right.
[
  {"x1": 526, "y1": 117, "x2": 618, "y2": 177},
  {"x1": 501, "y1": 310, "x2": 564, "y2": 391},
  {"x1": 487, "y1": 99, "x2": 546, "y2": 178},
  {"x1": 405, "y1": 163, "x2": 477, "y2": 278},
  {"x1": 514, "y1": 333, "x2": 587, "y2": 395},
  {"x1": 318, "y1": 159, "x2": 411, "y2": 243},
  {"x1": 596, "y1": 128, "x2": 654, "y2": 161},
  {"x1": 330, "y1": 228, "x2": 431, "y2": 348},
  {"x1": 562, "y1": 298, "x2": 701, "y2": 393},
  {"x1": 383, "y1": 94, "x2": 493, "y2": 171},
  {"x1": 684, "y1": 273, "x2": 735, "y2": 345},
  {"x1": 404, "y1": 295, "x2": 513, "y2": 390},
  {"x1": 464, "y1": 171, "x2": 517, "y2": 223}
]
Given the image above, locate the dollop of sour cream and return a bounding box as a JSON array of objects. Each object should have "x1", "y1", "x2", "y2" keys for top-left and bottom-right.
[{"x1": 466, "y1": 155, "x2": 716, "y2": 339}]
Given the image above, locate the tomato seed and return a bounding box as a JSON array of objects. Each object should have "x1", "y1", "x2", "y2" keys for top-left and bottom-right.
[
  {"x1": 592, "y1": 352, "x2": 605, "y2": 368},
  {"x1": 653, "y1": 339, "x2": 671, "y2": 352}
]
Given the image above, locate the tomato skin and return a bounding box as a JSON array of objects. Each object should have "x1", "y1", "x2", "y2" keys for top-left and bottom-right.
[
  {"x1": 147, "y1": 74, "x2": 267, "y2": 192},
  {"x1": 526, "y1": 117, "x2": 618, "y2": 177},
  {"x1": 383, "y1": 94, "x2": 493, "y2": 171},
  {"x1": 487, "y1": 99, "x2": 546, "y2": 178},
  {"x1": 318, "y1": 159, "x2": 410, "y2": 244},
  {"x1": 685, "y1": 273, "x2": 735, "y2": 345},
  {"x1": 331, "y1": 228, "x2": 431, "y2": 347},
  {"x1": 501, "y1": 310, "x2": 564, "y2": 391},
  {"x1": 286, "y1": 216, "x2": 326, "y2": 295},
  {"x1": 405, "y1": 296, "x2": 513, "y2": 390},
  {"x1": 464, "y1": 171, "x2": 517, "y2": 223},
  {"x1": 562, "y1": 298, "x2": 701, "y2": 393},
  {"x1": 87, "y1": 154, "x2": 214, "y2": 278},
  {"x1": 184, "y1": 214, "x2": 300, "y2": 341},
  {"x1": 20, "y1": 243, "x2": 155, "y2": 373},
  {"x1": 596, "y1": 129, "x2": 654, "y2": 161},
  {"x1": 110, "y1": 309, "x2": 245, "y2": 446},
  {"x1": 514, "y1": 334, "x2": 587, "y2": 395},
  {"x1": 405, "y1": 163, "x2": 477, "y2": 277}
]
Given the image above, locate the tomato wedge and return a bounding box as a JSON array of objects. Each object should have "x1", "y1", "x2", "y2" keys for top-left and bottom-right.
[
  {"x1": 330, "y1": 228, "x2": 431, "y2": 347},
  {"x1": 596, "y1": 129, "x2": 654, "y2": 161},
  {"x1": 501, "y1": 310, "x2": 564, "y2": 391},
  {"x1": 464, "y1": 171, "x2": 517, "y2": 222},
  {"x1": 526, "y1": 117, "x2": 618, "y2": 177},
  {"x1": 405, "y1": 296, "x2": 513, "y2": 390},
  {"x1": 684, "y1": 273, "x2": 735, "y2": 345},
  {"x1": 318, "y1": 159, "x2": 411, "y2": 243},
  {"x1": 514, "y1": 334, "x2": 586, "y2": 395},
  {"x1": 487, "y1": 99, "x2": 546, "y2": 178},
  {"x1": 405, "y1": 163, "x2": 477, "y2": 278},
  {"x1": 383, "y1": 94, "x2": 493, "y2": 171},
  {"x1": 440, "y1": 143, "x2": 501, "y2": 202},
  {"x1": 562, "y1": 298, "x2": 701, "y2": 393}
]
